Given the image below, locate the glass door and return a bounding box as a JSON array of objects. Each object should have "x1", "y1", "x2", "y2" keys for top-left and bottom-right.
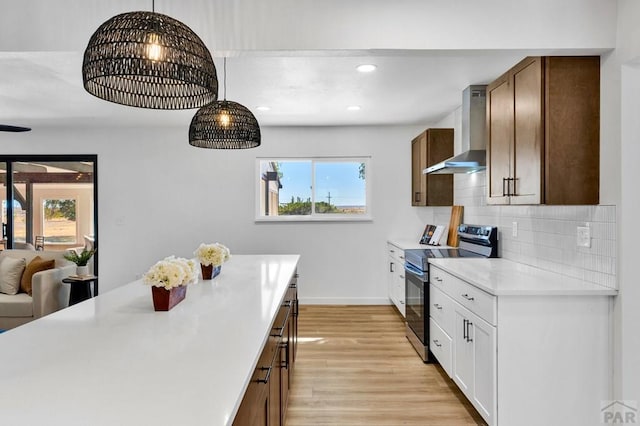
[{"x1": 0, "y1": 156, "x2": 97, "y2": 273}]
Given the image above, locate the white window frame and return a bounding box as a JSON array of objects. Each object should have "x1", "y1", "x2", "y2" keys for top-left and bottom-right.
[{"x1": 255, "y1": 156, "x2": 372, "y2": 222}]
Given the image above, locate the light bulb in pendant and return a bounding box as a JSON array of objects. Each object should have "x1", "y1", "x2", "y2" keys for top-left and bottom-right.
[
  {"x1": 146, "y1": 33, "x2": 162, "y2": 61},
  {"x1": 219, "y1": 112, "x2": 231, "y2": 127}
]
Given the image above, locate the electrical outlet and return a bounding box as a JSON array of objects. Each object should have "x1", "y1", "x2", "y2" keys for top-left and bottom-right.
[
  {"x1": 512, "y1": 221, "x2": 518, "y2": 238},
  {"x1": 577, "y1": 225, "x2": 591, "y2": 248}
]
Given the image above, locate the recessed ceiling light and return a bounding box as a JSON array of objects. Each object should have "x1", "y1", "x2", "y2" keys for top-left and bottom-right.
[
  {"x1": 356, "y1": 64, "x2": 377, "y2": 73},
  {"x1": 347, "y1": 105, "x2": 361, "y2": 111},
  {"x1": 256, "y1": 106, "x2": 271, "y2": 111}
]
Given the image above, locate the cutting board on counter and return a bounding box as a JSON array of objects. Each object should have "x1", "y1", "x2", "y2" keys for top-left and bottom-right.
[{"x1": 446, "y1": 205, "x2": 464, "y2": 247}]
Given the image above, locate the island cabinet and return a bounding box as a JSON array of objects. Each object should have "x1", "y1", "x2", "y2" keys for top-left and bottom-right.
[
  {"x1": 486, "y1": 56, "x2": 600, "y2": 205},
  {"x1": 429, "y1": 262, "x2": 613, "y2": 426},
  {"x1": 234, "y1": 272, "x2": 299, "y2": 426},
  {"x1": 411, "y1": 128, "x2": 454, "y2": 206}
]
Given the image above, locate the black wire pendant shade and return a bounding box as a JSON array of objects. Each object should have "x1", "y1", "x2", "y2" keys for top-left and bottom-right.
[
  {"x1": 82, "y1": 11, "x2": 218, "y2": 109},
  {"x1": 188, "y1": 59, "x2": 261, "y2": 149},
  {"x1": 189, "y1": 100, "x2": 261, "y2": 149}
]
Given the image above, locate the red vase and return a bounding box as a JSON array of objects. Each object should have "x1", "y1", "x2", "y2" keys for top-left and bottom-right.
[
  {"x1": 151, "y1": 285, "x2": 187, "y2": 311},
  {"x1": 201, "y1": 264, "x2": 222, "y2": 280},
  {"x1": 201, "y1": 263, "x2": 213, "y2": 280}
]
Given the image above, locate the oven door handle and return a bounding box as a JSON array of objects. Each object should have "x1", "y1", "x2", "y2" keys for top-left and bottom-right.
[{"x1": 404, "y1": 263, "x2": 426, "y2": 279}]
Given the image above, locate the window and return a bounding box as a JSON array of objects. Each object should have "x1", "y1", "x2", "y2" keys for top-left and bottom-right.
[
  {"x1": 42, "y1": 198, "x2": 77, "y2": 244},
  {"x1": 257, "y1": 157, "x2": 371, "y2": 221}
]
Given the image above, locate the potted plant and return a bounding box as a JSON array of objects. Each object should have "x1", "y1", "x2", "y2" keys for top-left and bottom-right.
[
  {"x1": 63, "y1": 248, "x2": 96, "y2": 276},
  {"x1": 194, "y1": 243, "x2": 231, "y2": 280},
  {"x1": 143, "y1": 256, "x2": 198, "y2": 311}
]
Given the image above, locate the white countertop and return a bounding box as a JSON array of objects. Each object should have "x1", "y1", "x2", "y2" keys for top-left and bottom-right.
[
  {"x1": 428, "y1": 258, "x2": 617, "y2": 296},
  {"x1": 0, "y1": 254, "x2": 300, "y2": 426}
]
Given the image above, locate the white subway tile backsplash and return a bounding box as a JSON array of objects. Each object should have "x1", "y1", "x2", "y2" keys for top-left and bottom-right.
[{"x1": 456, "y1": 186, "x2": 617, "y2": 290}]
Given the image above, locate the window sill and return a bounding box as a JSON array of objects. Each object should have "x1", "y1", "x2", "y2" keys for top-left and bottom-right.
[{"x1": 255, "y1": 215, "x2": 373, "y2": 223}]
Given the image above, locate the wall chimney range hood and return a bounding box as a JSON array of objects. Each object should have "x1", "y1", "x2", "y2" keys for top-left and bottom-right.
[{"x1": 424, "y1": 85, "x2": 487, "y2": 174}]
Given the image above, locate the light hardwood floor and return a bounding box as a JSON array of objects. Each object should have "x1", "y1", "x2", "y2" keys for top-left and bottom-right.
[{"x1": 285, "y1": 305, "x2": 486, "y2": 426}]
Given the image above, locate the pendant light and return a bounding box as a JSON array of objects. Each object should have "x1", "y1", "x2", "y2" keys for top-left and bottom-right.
[
  {"x1": 189, "y1": 58, "x2": 261, "y2": 149},
  {"x1": 82, "y1": 0, "x2": 218, "y2": 109}
]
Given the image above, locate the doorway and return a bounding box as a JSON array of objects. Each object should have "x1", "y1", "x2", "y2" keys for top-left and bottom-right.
[{"x1": 0, "y1": 155, "x2": 98, "y2": 273}]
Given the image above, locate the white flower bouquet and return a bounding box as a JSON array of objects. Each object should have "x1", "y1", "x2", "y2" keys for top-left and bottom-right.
[
  {"x1": 143, "y1": 256, "x2": 198, "y2": 289},
  {"x1": 194, "y1": 243, "x2": 231, "y2": 267}
]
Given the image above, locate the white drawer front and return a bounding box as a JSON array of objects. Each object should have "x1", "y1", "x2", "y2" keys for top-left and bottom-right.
[
  {"x1": 429, "y1": 318, "x2": 452, "y2": 378},
  {"x1": 430, "y1": 265, "x2": 496, "y2": 326},
  {"x1": 387, "y1": 243, "x2": 405, "y2": 264},
  {"x1": 430, "y1": 284, "x2": 455, "y2": 336},
  {"x1": 449, "y1": 277, "x2": 496, "y2": 326}
]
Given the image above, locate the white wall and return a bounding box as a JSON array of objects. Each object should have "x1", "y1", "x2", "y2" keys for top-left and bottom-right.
[
  {"x1": 616, "y1": 0, "x2": 640, "y2": 406},
  {"x1": 0, "y1": 124, "x2": 444, "y2": 303}
]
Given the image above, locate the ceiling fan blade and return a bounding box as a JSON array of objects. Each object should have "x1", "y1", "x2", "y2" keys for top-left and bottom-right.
[{"x1": 0, "y1": 125, "x2": 31, "y2": 132}]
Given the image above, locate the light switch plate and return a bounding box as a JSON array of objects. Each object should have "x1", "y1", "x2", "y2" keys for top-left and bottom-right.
[
  {"x1": 577, "y1": 226, "x2": 591, "y2": 248},
  {"x1": 512, "y1": 221, "x2": 518, "y2": 238}
]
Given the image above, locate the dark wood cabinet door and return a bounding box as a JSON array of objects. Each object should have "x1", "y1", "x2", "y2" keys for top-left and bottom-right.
[
  {"x1": 487, "y1": 74, "x2": 514, "y2": 204},
  {"x1": 512, "y1": 57, "x2": 544, "y2": 204},
  {"x1": 411, "y1": 132, "x2": 427, "y2": 206},
  {"x1": 544, "y1": 56, "x2": 600, "y2": 205},
  {"x1": 425, "y1": 129, "x2": 454, "y2": 206}
]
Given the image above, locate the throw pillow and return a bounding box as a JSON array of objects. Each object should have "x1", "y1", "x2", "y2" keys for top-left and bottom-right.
[
  {"x1": 20, "y1": 256, "x2": 55, "y2": 296},
  {"x1": 0, "y1": 256, "x2": 27, "y2": 295}
]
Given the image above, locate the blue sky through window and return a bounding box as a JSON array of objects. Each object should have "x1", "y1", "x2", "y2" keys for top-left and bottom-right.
[{"x1": 278, "y1": 161, "x2": 365, "y2": 207}]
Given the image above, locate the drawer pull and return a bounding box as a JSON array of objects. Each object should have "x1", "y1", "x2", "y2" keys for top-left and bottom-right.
[
  {"x1": 434, "y1": 277, "x2": 442, "y2": 282},
  {"x1": 433, "y1": 303, "x2": 442, "y2": 310},
  {"x1": 433, "y1": 339, "x2": 442, "y2": 348},
  {"x1": 400, "y1": 300, "x2": 405, "y2": 305},
  {"x1": 256, "y1": 366, "x2": 272, "y2": 384},
  {"x1": 390, "y1": 249, "x2": 395, "y2": 253},
  {"x1": 399, "y1": 255, "x2": 405, "y2": 260},
  {"x1": 466, "y1": 321, "x2": 473, "y2": 343},
  {"x1": 390, "y1": 262, "x2": 395, "y2": 273},
  {"x1": 399, "y1": 275, "x2": 405, "y2": 279},
  {"x1": 461, "y1": 293, "x2": 475, "y2": 301}
]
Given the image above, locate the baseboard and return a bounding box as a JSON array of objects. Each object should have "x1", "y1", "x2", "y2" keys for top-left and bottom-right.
[{"x1": 299, "y1": 297, "x2": 392, "y2": 305}]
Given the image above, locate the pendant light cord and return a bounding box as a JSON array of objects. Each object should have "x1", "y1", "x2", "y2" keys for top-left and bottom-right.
[
  {"x1": 152, "y1": 0, "x2": 155, "y2": 12},
  {"x1": 223, "y1": 57, "x2": 227, "y2": 101}
]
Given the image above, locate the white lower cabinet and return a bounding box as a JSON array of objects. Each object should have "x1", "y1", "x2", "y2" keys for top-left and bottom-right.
[
  {"x1": 453, "y1": 304, "x2": 496, "y2": 424},
  {"x1": 429, "y1": 264, "x2": 612, "y2": 426},
  {"x1": 386, "y1": 243, "x2": 405, "y2": 317}
]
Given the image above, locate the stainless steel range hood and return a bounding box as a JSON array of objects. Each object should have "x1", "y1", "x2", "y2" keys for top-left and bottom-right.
[{"x1": 424, "y1": 85, "x2": 487, "y2": 174}]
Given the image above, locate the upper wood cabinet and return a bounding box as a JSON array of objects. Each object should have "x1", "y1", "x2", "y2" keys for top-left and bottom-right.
[
  {"x1": 411, "y1": 128, "x2": 454, "y2": 206},
  {"x1": 486, "y1": 56, "x2": 600, "y2": 205}
]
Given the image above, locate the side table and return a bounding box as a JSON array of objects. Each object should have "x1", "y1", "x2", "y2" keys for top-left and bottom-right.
[{"x1": 62, "y1": 276, "x2": 98, "y2": 306}]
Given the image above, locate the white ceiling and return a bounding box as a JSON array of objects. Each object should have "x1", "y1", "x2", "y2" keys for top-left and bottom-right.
[{"x1": 0, "y1": 0, "x2": 615, "y2": 129}]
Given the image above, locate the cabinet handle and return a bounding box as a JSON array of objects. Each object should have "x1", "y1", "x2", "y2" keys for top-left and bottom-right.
[
  {"x1": 433, "y1": 339, "x2": 442, "y2": 348},
  {"x1": 434, "y1": 276, "x2": 442, "y2": 282},
  {"x1": 400, "y1": 300, "x2": 405, "y2": 305},
  {"x1": 390, "y1": 249, "x2": 395, "y2": 253},
  {"x1": 256, "y1": 366, "x2": 272, "y2": 384},
  {"x1": 433, "y1": 303, "x2": 442, "y2": 310},
  {"x1": 399, "y1": 255, "x2": 405, "y2": 260},
  {"x1": 461, "y1": 293, "x2": 475, "y2": 301},
  {"x1": 509, "y1": 177, "x2": 517, "y2": 196},
  {"x1": 466, "y1": 321, "x2": 473, "y2": 343},
  {"x1": 281, "y1": 341, "x2": 289, "y2": 369},
  {"x1": 502, "y1": 177, "x2": 508, "y2": 196},
  {"x1": 295, "y1": 273, "x2": 299, "y2": 278},
  {"x1": 399, "y1": 275, "x2": 405, "y2": 279},
  {"x1": 390, "y1": 262, "x2": 395, "y2": 273},
  {"x1": 463, "y1": 319, "x2": 467, "y2": 340},
  {"x1": 414, "y1": 192, "x2": 421, "y2": 202}
]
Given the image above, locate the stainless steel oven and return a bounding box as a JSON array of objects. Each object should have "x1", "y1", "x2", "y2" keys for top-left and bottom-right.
[
  {"x1": 404, "y1": 224, "x2": 498, "y2": 362},
  {"x1": 404, "y1": 260, "x2": 429, "y2": 361}
]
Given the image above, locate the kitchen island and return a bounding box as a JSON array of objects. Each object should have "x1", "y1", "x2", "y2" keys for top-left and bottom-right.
[{"x1": 0, "y1": 254, "x2": 300, "y2": 426}]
